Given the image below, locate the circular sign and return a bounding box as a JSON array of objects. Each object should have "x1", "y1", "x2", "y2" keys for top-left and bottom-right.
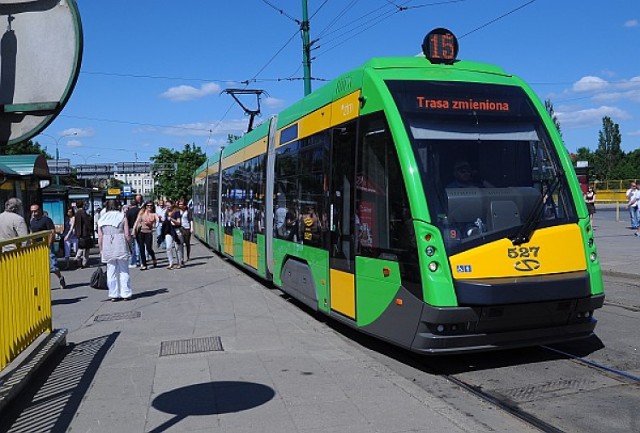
[
  {"x1": 422, "y1": 27, "x2": 458, "y2": 64},
  {"x1": 0, "y1": 0, "x2": 83, "y2": 145}
]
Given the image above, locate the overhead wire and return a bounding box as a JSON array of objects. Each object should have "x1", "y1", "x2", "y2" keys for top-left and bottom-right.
[{"x1": 66, "y1": 0, "x2": 547, "y2": 154}]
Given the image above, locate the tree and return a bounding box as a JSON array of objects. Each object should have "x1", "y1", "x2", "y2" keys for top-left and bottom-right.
[
  {"x1": 544, "y1": 99, "x2": 562, "y2": 139},
  {"x1": 593, "y1": 116, "x2": 623, "y2": 182},
  {"x1": 0, "y1": 139, "x2": 53, "y2": 158},
  {"x1": 150, "y1": 143, "x2": 206, "y2": 200}
]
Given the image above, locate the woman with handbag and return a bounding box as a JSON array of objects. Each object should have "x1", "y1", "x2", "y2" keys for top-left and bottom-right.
[
  {"x1": 162, "y1": 199, "x2": 183, "y2": 269},
  {"x1": 98, "y1": 200, "x2": 132, "y2": 301},
  {"x1": 135, "y1": 200, "x2": 159, "y2": 270},
  {"x1": 177, "y1": 199, "x2": 192, "y2": 264},
  {"x1": 62, "y1": 207, "x2": 77, "y2": 269}
]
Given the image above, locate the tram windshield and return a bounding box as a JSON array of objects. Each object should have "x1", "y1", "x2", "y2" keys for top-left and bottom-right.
[{"x1": 386, "y1": 80, "x2": 577, "y2": 253}]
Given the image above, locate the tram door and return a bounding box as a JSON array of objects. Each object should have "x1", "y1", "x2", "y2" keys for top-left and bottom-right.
[{"x1": 328, "y1": 122, "x2": 357, "y2": 320}]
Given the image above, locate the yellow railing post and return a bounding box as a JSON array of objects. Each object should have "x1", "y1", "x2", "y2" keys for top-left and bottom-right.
[{"x1": 0, "y1": 231, "x2": 52, "y2": 372}]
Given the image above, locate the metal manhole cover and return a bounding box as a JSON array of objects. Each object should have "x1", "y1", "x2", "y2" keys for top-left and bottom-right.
[
  {"x1": 159, "y1": 336, "x2": 223, "y2": 357},
  {"x1": 94, "y1": 311, "x2": 141, "y2": 322}
]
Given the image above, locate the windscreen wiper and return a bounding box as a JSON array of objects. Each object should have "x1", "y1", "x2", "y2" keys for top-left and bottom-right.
[{"x1": 511, "y1": 174, "x2": 563, "y2": 245}]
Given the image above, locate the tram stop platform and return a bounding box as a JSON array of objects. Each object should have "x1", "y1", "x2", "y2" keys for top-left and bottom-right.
[{"x1": 0, "y1": 211, "x2": 636, "y2": 432}]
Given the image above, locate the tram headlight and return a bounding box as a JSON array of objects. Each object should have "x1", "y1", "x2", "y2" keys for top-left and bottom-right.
[
  {"x1": 425, "y1": 246, "x2": 436, "y2": 256},
  {"x1": 588, "y1": 238, "x2": 594, "y2": 248},
  {"x1": 590, "y1": 252, "x2": 597, "y2": 262},
  {"x1": 428, "y1": 261, "x2": 438, "y2": 272}
]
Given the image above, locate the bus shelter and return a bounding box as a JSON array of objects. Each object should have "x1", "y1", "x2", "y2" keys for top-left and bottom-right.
[{"x1": 0, "y1": 154, "x2": 51, "y2": 223}]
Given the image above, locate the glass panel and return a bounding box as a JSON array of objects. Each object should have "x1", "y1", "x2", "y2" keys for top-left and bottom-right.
[{"x1": 387, "y1": 80, "x2": 577, "y2": 254}]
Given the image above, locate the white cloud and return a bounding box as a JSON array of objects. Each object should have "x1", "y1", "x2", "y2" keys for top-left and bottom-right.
[
  {"x1": 569, "y1": 76, "x2": 640, "y2": 104},
  {"x1": 65, "y1": 140, "x2": 83, "y2": 148},
  {"x1": 264, "y1": 97, "x2": 286, "y2": 109},
  {"x1": 624, "y1": 19, "x2": 638, "y2": 28},
  {"x1": 573, "y1": 76, "x2": 608, "y2": 92},
  {"x1": 61, "y1": 127, "x2": 94, "y2": 138},
  {"x1": 160, "y1": 82, "x2": 221, "y2": 102},
  {"x1": 556, "y1": 105, "x2": 630, "y2": 128}
]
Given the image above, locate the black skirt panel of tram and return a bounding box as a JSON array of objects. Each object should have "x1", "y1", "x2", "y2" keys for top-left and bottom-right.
[
  {"x1": 453, "y1": 271, "x2": 591, "y2": 305},
  {"x1": 281, "y1": 259, "x2": 318, "y2": 312},
  {"x1": 359, "y1": 285, "x2": 425, "y2": 349},
  {"x1": 410, "y1": 294, "x2": 605, "y2": 354}
]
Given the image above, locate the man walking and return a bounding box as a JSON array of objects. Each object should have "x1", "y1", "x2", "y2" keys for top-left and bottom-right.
[
  {"x1": 29, "y1": 203, "x2": 66, "y2": 289},
  {"x1": 0, "y1": 198, "x2": 28, "y2": 252},
  {"x1": 74, "y1": 200, "x2": 92, "y2": 268},
  {"x1": 126, "y1": 198, "x2": 141, "y2": 268}
]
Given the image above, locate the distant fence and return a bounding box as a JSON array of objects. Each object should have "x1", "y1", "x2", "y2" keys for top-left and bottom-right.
[{"x1": 0, "y1": 231, "x2": 52, "y2": 372}]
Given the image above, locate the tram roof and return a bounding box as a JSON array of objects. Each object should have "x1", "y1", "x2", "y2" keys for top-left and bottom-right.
[{"x1": 212, "y1": 56, "x2": 515, "y2": 164}]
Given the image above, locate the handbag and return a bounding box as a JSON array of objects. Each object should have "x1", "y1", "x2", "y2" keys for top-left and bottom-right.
[
  {"x1": 78, "y1": 237, "x2": 92, "y2": 249},
  {"x1": 90, "y1": 267, "x2": 108, "y2": 290}
]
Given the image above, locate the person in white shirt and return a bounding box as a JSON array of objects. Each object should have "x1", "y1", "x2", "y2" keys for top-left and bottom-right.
[{"x1": 625, "y1": 182, "x2": 638, "y2": 229}]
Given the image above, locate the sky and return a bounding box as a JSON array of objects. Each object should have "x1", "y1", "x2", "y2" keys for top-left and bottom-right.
[{"x1": 35, "y1": 0, "x2": 640, "y2": 165}]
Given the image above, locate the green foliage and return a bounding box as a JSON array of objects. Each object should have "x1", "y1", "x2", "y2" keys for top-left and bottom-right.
[
  {"x1": 544, "y1": 99, "x2": 562, "y2": 139},
  {"x1": 0, "y1": 139, "x2": 53, "y2": 158},
  {"x1": 150, "y1": 143, "x2": 206, "y2": 200},
  {"x1": 593, "y1": 116, "x2": 623, "y2": 181},
  {"x1": 108, "y1": 178, "x2": 125, "y2": 188}
]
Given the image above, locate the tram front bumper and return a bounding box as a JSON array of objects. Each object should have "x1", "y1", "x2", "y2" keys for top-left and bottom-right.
[{"x1": 410, "y1": 294, "x2": 605, "y2": 354}]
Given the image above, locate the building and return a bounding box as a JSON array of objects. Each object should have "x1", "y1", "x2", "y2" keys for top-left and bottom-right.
[
  {"x1": 47, "y1": 160, "x2": 156, "y2": 198},
  {"x1": 113, "y1": 162, "x2": 155, "y2": 197}
]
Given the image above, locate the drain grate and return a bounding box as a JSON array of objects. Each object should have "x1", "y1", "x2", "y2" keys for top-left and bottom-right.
[
  {"x1": 159, "y1": 336, "x2": 223, "y2": 357},
  {"x1": 94, "y1": 311, "x2": 141, "y2": 322}
]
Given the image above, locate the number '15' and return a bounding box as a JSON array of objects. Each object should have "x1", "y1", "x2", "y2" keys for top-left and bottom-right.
[{"x1": 430, "y1": 34, "x2": 455, "y2": 59}]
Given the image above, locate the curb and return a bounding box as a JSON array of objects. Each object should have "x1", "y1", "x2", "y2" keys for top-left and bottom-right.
[
  {"x1": 601, "y1": 269, "x2": 638, "y2": 280},
  {"x1": 0, "y1": 328, "x2": 67, "y2": 414}
]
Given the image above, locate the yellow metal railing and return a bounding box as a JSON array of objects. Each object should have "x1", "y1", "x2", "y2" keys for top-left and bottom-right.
[{"x1": 0, "y1": 231, "x2": 52, "y2": 372}]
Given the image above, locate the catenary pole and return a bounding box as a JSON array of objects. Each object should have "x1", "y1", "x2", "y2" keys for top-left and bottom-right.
[{"x1": 301, "y1": 0, "x2": 312, "y2": 96}]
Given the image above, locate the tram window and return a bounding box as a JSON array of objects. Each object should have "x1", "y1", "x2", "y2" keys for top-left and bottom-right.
[{"x1": 273, "y1": 133, "x2": 329, "y2": 247}]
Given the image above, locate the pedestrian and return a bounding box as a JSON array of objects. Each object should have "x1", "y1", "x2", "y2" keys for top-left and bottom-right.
[
  {"x1": 62, "y1": 207, "x2": 78, "y2": 269},
  {"x1": 625, "y1": 182, "x2": 638, "y2": 229},
  {"x1": 29, "y1": 203, "x2": 66, "y2": 289},
  {"x1": 584, "y1": 186, "x2": 596, "y2": 222},
  {"x1": 161, "y1": 199, "x2": 183, "y2": 269},
  {"x1": 74, "y1": 200, "x2": 92, "y2": 268},
  {"x1": 177, "y1": 199, "x2": 192, "y2": 264},
  {"x1": 0, "y1": 198, "x2": 29, "y2": 252},
  {"x1": 93, "y1": 206, "x2": 103, "y2": 237},
  {"x1": 126, "y1": 198, "x2": 142, "y2": 268},
  {"x1": 97, "y1": 199, "x2": 132, "y2": 301},
  {"x1": 155, "y1": 198, "x2": 166, "y2": 248},
  {"x1": 133, "y1": 193, "x2": 144, "y2": 209},
  {"x1": 134, "y1": 200, "x2": 159, "y2": 269}
]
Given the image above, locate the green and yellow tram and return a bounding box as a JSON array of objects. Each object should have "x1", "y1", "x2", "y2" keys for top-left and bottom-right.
[{"x1": 192, "y1": 29, "x2": 604, "y2": 354}]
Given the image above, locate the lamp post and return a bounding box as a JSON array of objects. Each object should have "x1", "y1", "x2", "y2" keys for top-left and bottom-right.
[
  {"x1": 72, "y1": 153, "x2": 100, "y2": 188},
  {"x1": 40, "y1": 131, "x2": 78, "y2": 184}
]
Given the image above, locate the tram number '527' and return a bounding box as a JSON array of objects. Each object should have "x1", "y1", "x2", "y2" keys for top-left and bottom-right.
[{"x1": 507, "y1": 246, "x2": 540, "y2": 259}]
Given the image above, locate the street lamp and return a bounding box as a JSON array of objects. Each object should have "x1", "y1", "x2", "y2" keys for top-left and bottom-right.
[
  {"x1": 72, "y1": 153, "x2": 100, "y2": 188},
  {"x1": 39, "y1": 131, "x2": 78, "y2": 184},
  {"x1": 72, "y1": 153, "x2": 100, "y2": 164}
]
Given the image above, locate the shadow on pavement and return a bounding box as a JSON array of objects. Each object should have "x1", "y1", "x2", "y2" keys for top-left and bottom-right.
[
  {"x1": 133, "y1": 288, "x2": 169, "y2": 300},
  {"x1": 51, "y1": 296, "x2": 87, "y2": 305},
  {"x1": 0, "y1": 333, "x2": 119, "y2": 433},
  {"x1": 149, "y1": 381, "x2": 276, "y2": 433}
]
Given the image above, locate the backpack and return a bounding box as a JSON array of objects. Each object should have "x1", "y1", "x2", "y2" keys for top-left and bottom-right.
[{"x1": 90, "y1": 267, "x2": 108, "y2": 290}]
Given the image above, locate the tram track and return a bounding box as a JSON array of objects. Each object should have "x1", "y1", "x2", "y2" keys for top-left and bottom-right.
[
  {"x1": 440, "y1": 372, "x2": 565, "y2": 433},
  {"x1": 541, "y1": 345, "x2": 640, "y2": 383}
]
